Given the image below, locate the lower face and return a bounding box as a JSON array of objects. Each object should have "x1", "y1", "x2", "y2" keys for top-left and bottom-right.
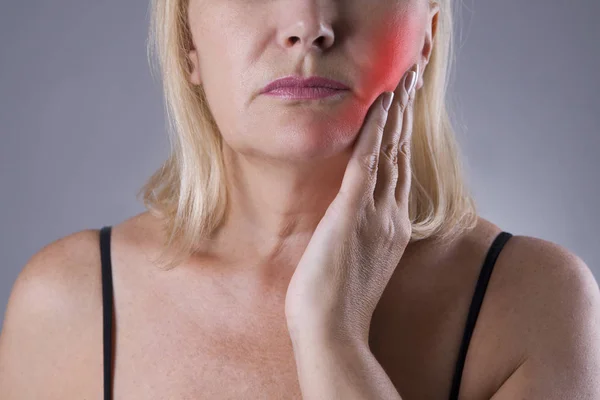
[{"x1": 189, "y1": 0, "x2": 427, "y2": 162}]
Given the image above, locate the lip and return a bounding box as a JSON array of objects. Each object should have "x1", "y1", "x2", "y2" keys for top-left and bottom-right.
[
  {"x1": 262, "y1": 87, "x2": 347, "y2": 100},
  {"x1": 261, "y1": 76, "x2": 350, "y2": 94}
]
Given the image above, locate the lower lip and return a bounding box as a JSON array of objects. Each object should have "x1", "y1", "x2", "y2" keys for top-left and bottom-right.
[{"x1": 263, "y1": 87, "x2": 348, "y2": 100}]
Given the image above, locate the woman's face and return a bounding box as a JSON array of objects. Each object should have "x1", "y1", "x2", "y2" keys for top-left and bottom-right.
[{"x1": 186, "y1": 0, "x2": 436, "y2": 163}]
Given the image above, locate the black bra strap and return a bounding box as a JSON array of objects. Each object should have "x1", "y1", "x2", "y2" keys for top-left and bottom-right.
[
  {"x1": 448, "y1": 231, "x2": 513, "y2": 400},
  {"x1": 99, "y1": 226, "x2": 114, "y2": 400}
]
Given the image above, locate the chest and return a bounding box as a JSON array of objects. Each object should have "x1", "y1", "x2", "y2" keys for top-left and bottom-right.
[
  {"x1": 111, "y1": 312, "x2": 303, "y2": 399},
  {"x1": 100, "y1": 283, "x2": 479, "y2": 400},
  {"x1": 84, "y1": 228, "x2": 522, "y2": 400}
]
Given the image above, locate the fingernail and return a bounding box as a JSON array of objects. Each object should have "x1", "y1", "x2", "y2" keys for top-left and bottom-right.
[
  {"x1": 410, "y1": 65, "x2": 420, "y2": 100},
  {"x1": 404, "y1": 66, "x2": 417, "y2": 95},
  {"x1": 382, "y1": 91, "x2": 394, "y2": 112}
]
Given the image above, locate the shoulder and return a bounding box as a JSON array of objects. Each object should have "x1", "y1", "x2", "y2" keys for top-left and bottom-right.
[
  {"x1": 459, "y1": 219, "x2": 598, "y2": 320},
  {"x1": 0, "y1": 212, "x2": 158, "y2": 336},
  {"x1": 5, "y1": 228, "x2": 103, "y2": 316},
  {"x1": 502, "y1": 234, "x2": 599, "y2": 350},
  {"x1": 451, "y1": 218, "x2": 600, "y2": 397},
  {"x1": 0, "y1": 228, "x2": 104, "y2": 398},
  {"x1": 492, "y1": 233, "x2": 599, "y2": 326},
  {"x1": 479, "y1": 232, "x2": 600, "y2": 397}
]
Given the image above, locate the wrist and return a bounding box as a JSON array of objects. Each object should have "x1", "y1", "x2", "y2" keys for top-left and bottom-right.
[{"x1": 287, "y1": 321, "x2": 368, "y2": 352}]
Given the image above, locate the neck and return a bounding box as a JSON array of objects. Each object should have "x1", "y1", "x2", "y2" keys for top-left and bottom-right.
[{"x1": 205, "y1": 141, "x2": 354, "y2": 277}]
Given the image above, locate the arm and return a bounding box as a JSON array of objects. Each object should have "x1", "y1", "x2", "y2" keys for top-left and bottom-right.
[
  {"x1": 288, "y1": 244, "x2": 600, "y2": 400},
  {"x1": 0, "y1": 230, "x2": 103, "y2": 399},
  {"x1": 289, "y1": 331, "x2": 402, "y2": 400},
  {"x1": 490, "y1": 255, "x2": 600, "y2": 399}
]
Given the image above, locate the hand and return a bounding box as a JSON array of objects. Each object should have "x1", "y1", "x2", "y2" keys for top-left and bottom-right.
[{"x1": 284, "y1": 64, "x2": 420, "y2": 345}]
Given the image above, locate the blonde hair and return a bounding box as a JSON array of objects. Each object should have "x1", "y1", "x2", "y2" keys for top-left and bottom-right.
[{"x1": 139, "y1": 0, "x2": 478, "y2": 270}]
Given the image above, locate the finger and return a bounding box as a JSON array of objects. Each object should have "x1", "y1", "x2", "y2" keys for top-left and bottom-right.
[
  {"x1": 338, "y1": 91, "x2": 392, "y2": 210},
  {"x1": 395, "y1": 66, "x2": 419, "y2": 208},
  {"x1": 373, "y1": 65, "x2": 418, "y2": 210}
]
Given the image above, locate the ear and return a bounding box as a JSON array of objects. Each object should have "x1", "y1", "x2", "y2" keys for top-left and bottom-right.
[
  {"x1": 187, "y1": 49, "x2": 201, "y2": 86},
  {"x1": 416, "y1": 3, "x2": 439, "y2": 90}
]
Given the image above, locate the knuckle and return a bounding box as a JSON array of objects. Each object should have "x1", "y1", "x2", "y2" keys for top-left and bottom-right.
[
  {"x1": 359, "y1": 153, "x2": 379, "y2": 175},
  {"x1": 382, "y1": 216, "x2": 396, "y2": 238},
  {"x1": 382, "y1": 143, "x2": 399, "y2": 165},
  {"x1": 398, "y1": 99, "x2": 408, "y2": 114},
  {"x1": 399, "y1": 141, "x2": 411, "y2": 157},
  {"x1": 400, "y1": 217, "x2": 413, "y2": 239}
]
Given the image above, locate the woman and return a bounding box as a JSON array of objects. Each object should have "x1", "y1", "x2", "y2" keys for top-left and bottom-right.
[{"x1": 1, "y1": 0, "x2": 599, "y2": 398}]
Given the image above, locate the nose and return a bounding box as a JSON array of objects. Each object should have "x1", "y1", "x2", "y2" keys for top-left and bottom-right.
[{"x1": 278, "y1": 12, "x2": 335, "y2": 54}]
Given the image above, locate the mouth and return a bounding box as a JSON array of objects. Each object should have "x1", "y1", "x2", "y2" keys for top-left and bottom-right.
[
  {"x1": 262, "y1": 86, "x2": 348, "y2": 100},
  {"x1": 261, "y1": 76, "x2": 350, "y2": 93},
  {"x1": 260, "y1": 76, "x2": 350, "y2": 101}
]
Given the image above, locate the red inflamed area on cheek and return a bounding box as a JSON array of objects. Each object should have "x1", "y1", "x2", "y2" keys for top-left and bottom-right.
[
  {"x1": 334, "y1": 16, "x2": 422, "y2": 129},
  {"x1": 368, "y1": 15, "x2": 423, "y2": 89}
]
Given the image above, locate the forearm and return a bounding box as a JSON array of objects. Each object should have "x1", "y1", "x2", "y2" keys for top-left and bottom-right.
[{"x1": 289, "y1": 332, "x2": 403, "y2": 400}]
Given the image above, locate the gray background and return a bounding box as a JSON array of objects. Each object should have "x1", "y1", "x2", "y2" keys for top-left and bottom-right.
[{"x1": 1, "y1": 0, "x2": 599, "y2": 330}]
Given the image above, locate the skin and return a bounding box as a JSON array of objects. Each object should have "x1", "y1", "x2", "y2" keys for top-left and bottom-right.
[
  {"x1": 1, "y1": 0, "x2": 599, "y2": 398},
  {"x1": 185, "y1": 0, "x2": 435, "y2": 284}
]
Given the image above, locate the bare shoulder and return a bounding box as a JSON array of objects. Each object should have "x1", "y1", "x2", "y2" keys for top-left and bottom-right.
[
  {"x1": 489, "y1": 232, "x2": 599, "y2": 334},
  {"x1": 462, "y1": 218, "x2": 599, "y2": 322},
  {"x1": 0, "y1": 228, "x2": 105, "y2": 398},
  {"x1": 499, "y1": 233, "x2": 599, "y2": 350},
  {"x1": 0, "y1": 212, "x2": 165, "y2": 398},
  {"x1": 2, "y1": 227, "x2": 104, "y2": 320},
  {"x1": 464, "y1": 222, "x2": 600, "y2": 398}
]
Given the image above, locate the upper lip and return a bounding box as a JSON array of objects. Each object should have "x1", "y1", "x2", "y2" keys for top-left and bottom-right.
[{"x1": 261, "y1": 76, "x2": 350, "y2": 94}]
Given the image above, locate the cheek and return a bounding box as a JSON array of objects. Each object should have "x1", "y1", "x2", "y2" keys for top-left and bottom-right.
[{"x1": 362, "y1": 11, "x2": 424, "y2": 90}]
